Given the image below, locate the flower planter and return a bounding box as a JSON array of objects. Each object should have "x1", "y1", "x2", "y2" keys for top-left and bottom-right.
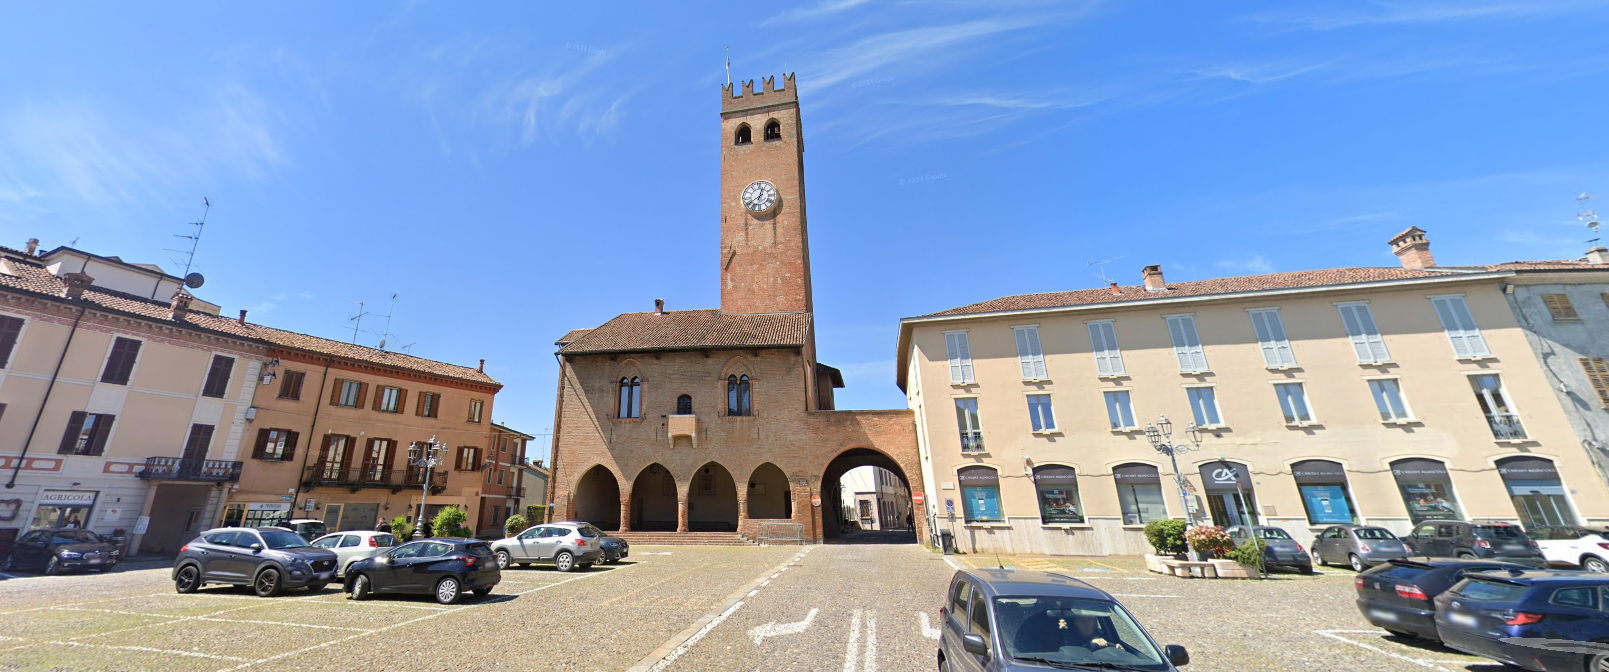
[
  {"x1": 1143, "y1": 554, "x2": 1177, "y2": 574},
  {"x1": 1210, "y1": 559, "x2": 1258, "y2": 579}
]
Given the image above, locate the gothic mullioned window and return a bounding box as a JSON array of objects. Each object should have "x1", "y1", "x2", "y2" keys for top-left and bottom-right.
[
  {"x1": 727, "y1": 375, "x2": 751, "y2": 416},
  {"x1": 618, "y1": 377, "x2": 642, "y2": 419}
]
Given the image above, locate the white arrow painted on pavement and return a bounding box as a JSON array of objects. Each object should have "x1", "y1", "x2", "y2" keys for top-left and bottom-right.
[
  {"x1": 919, "y1": 612, "x2": 940, "y2": 640},
  {"x1": 748, "y1": 607, "x2": 819, "y2": 645}
]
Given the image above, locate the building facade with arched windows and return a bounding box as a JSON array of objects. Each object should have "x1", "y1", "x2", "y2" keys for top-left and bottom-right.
[
  {"x1": 900, "y1": 229, "x2": 1609, "y2": 555},
  {"x1": 546, "y1": 75, "x2": 922, "y2": 544}
]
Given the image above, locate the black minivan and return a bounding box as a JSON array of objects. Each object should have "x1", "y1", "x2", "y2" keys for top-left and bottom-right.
[{"x1": 1402, "y1": 521, "x2": 1548, "y2": 567}]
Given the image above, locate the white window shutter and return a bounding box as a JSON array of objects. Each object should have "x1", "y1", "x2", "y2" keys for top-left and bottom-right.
[
  {"x1": 1250, "y1": 311, "x2": 1278, "y2": 366},
  {"x1": 1089, "y1": 323, "x2": 1124, "y2": 376},
  {"x1": 1339, "y1": 304, "x2": 1378, "y2": 362},
  {"x1": 1167, "y1": 317, "x2": 1192, "y2": 370},
  {"x1": 1014, "y1": 328, "x2": 1034, "y2": 379},
  {"x1": 1026, "y1": 327, "x2": 1047, "y2": 379},
  {"x1": 1268, "y1": 312, "x2": 1296, "y2": 366},
  {"x1": 957, "y1": 333, "x2": 974, "y2": 382},
  {"x1": 946, "y1": 333, "x2": 963, "y2": 382}
]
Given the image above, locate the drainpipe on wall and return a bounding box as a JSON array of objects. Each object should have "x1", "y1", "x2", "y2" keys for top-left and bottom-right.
[
  {"x1": 7, "y1": 304, "x2": 87, "y2": 490},
  {"x1": 547, "y1": 353, "x2": 567, "y2": 524},
  {"x1": 284, "y1": 358, "x2": 334, "y2": 523}
]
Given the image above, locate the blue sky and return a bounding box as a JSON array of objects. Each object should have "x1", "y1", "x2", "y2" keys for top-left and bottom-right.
[{"x1": 4, "y1": 1, "x2": 1608, "y2": 460}]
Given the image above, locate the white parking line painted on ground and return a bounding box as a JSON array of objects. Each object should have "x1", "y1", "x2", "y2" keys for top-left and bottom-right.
[
  {"x1": 942, "y1": 556, "x2": 965, "y2": 571},
  {"x1": 196, "y1": 616, "x2": 371, "y2": 632},
  {"x1": 748, "y1": 607, "x2": 818, "y2": 645},
  {"x1": 863, "y1": 612, "x2": 878, "y2": 672},
  {"x1": 1105, "y1": 594, "x2": 1181, "y2": 599},
  {"x1": 918, "y1": 612, "x2": 941, "y2": 640},
  {"x1": 842, "y1": 609, "x2": 863, "y2": 672},
  {"x1": 38, "y1": 639, "x2": 252, "y2": 662},
  {"x1": 1314, "y1": 630, "x2": 1450, "y2": 670},
  {"x1": 625, "y1": 547, "x2": 812, "y2": 672},
  {"x1": 71, "y1": 603, "x2": 261, "y2": 641},
  {"x1": 648, "y1": 600, "x2": 746, "y2": 672}
]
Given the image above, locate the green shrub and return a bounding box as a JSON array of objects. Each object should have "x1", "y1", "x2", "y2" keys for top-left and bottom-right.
[
  {"x1": 1143, "y1": 519, "x2": 1188, "y2": 556},
  {"x1": 525, "y1": 505, "x2": 547, "y2": 524},
  {"x1": 1228, "y1": 538, "x2": 1267, "y2": 570},
  {"x1": 504, "y1": 514, "x2": 528, "y2": 537},
  {"x1": 431, "y1": 506, "x2": 472, "y2": 538},
  {"x1": 390, "y1": 516, "x2": 414, "y2": 540}
]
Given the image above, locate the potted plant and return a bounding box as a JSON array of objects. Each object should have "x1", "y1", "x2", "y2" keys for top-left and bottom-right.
[
  {"x1": 1142, "y1": 519, "x2": 1188, "y2": 572},
  {"x1": 1219, "y1": 537, "x2": 1268, "y2": 579},
  {"x1": 1184, "y1": 525, "x2": 1234, "y2": 559}
]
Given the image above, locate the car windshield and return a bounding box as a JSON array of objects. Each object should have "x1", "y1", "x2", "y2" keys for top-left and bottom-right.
[
  {"x1": 1254, "y1": 528, "x2": 1292, "y2": 540},
  {"x1": 1377, "y1": 564, "x2": 1430, "y2": 581},
  {"x1": 994, "y1": 596, "x2": 1168, "y2": 670},
  {"x1": 259, "y1": 529, "x2": 310, "y2": 549},
  {"x1": 578, "y1": 526, "x2": 602, "y2": 538},
  {"x1": 51, "y1": 530, "x2": 104, "y2": 544},
  {"x1": 1354, "y1": 528, "x2": 1395, "y2": 540},
  {"x1": 1474, "y1": 525, "x2": 1526, "y2": 540},
  {"x1": 375, "y1": 534, "x2": 398, "y2": 547}
]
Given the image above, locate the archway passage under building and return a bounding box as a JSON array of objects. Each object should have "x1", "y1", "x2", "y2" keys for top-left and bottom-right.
[
  {"x1": 573, "y1": 465, "x2": 621, "y2": 531},
  {"x1": 822, "y1": 447, "x2": 915, "y2": 543}
]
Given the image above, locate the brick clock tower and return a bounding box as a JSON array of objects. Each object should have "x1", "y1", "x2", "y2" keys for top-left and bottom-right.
[{"x1": 720, "y1": 74, "x2": 813, "y2": 315}]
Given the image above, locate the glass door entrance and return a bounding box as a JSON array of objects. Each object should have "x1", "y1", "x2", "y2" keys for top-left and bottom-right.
[{"x1": 1207, "y1": 492, "x2": 1257, "y2": 528}]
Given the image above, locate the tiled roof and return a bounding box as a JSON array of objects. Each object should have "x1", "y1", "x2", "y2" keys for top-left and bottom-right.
[
  {"x1": 917, "y1": 267, "x2": 1454, "y2": 318},
  {"x1": 554, "y1": 328, "x2": 593, "y2": 346},
  {"x1": 0, "y1": 253, "x2": 498, "y2": 387},
  {"x1": 558, "y1": 309, "x2": 810, "y2": 354}
]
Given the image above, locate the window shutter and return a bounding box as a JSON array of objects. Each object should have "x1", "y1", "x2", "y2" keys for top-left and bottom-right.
[
  {"x1": 88, "y1": 415, "x2": 112, "y2": 456},
  {"x1": 395, "y1": 389, "x2": 407, "y2": 415},
  {"x1": 317, "y1": 434, "x2": 333, "y2": 464},
  {"x1": 945, "y1": 333, "x2": 962, "y2": 382},
  {"x1": 1543, "y1": 294, "x2": 1579, "y2": 320},
  {"x1": 356, "y1": 383, "x2": 368, "y2": 409},
  {"x1": 382, "y1": 440, "x2": 396, "y2": 473},
  {"x1": 1359, "y1": 306, "x2": 1390, "y2": 361},
  {"x1": 330, "y1": 379, "x2": 344, "y2": 406},
  {"x1": 1026, "y1": 328, "x2": 1047, "y2": 379},
  {"x1": 1582, "y1": 358, "x2": 1609, "y2": 408},
  {"x1": 283, "y1": 431, "x2": 299, "y2": 462},
  {"x1": 954, "y1": 334, "x2": 973, "y2": 382},
  {"x1": 1339, "y1": 305, "x2": 1376, "y2": 362},
  {"x1": 0, "y1": 316, "x2": 22, "y2": 368},
  {"x1": 372, "y1": 387, "x2": 384, "y2": 411},
  {"x1": 1449, "y1": 298, "x2": 1489, "y2": 356},
  {"x1": 58, "y1": 411, "x2": 87, "y2": 454},
  {"x1": 1014, "y1": 328, "x2": 1034, "y2": 379},
  {"x1": 253, "y1": 429, "x2": 269, "y2": 459}
]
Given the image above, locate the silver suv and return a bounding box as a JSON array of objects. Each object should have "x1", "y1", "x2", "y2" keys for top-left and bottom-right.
[{"x1": 489, "y1": 521, "x2": 606, "y2": 572}]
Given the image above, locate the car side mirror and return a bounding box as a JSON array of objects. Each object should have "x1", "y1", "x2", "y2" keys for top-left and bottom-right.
[
  {"x1": 961, "y1": 633, "x2": 988, "y2": 656},
  {"x1": 249, "y1": 543, "x2": 264, "y2": 553},
  {"x1": 1165, "y1": 644, "x2": 1190, "y2": 666}
]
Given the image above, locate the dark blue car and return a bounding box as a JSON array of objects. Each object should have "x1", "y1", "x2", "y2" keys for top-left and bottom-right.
[{"x1": 1434, "y1": 569, "x2": 1609, "y2": 672}]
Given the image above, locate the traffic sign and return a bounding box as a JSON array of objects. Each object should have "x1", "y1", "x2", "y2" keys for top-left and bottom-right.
[
  {"x1": 810, "y1": 494, "x2": 821, "y2": 507},
  {"x1": 912, "y1": 492, "x2": 925, "y2": 505}
]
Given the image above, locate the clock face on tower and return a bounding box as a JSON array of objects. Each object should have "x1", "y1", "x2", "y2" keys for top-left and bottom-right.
[{"x1": 741, "y1": 180, "x2": 779, "y2": 214}]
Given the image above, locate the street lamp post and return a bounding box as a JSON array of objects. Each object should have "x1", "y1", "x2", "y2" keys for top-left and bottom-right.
[
  {"x1": 1143, "y1": 415, "x2": 1203, "y2": 527},
  {"x1": 407, "y1": 436, "x2": 448, "y2": 540}
]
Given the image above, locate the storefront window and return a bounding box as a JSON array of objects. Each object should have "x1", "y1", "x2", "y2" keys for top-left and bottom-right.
[
  {"x1": 1390, "y1": 458, "x2": 1464, "y2": 524},
  {"x1": 243, "y1": 502, "x2": 293, "y2": 527},
  {"x1": 1199, "y1": 461, "x2": 1257, "y2": 527},
  {"x1": 222, "y1": 503, "x2": 245, "y2": 527},
  {"x1": 1497, "y1": 456, "x2": 1578, "y2": 530},
  {"x1": 1032, "y1": 465, "x2": 1083, "y2": 524},
  {"x1": 1114, "y1": 464, "x2": 1168, "y2": 525},
  {"x1": 1291, "y1": 459, "x2": 1357, "y2": 525},
  {"x1": 958, "y1": 466, "x2": 1002, "y2": 523},
  {"x1": 30, "y1": 490, "x2": 97, "y2": 530}
]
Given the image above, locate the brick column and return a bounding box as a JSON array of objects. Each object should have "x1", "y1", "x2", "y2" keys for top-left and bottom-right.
[
  {"x1": 677, "y1": 498, "x2": 689, "y2": 533},
  {"x1": 736, "y1": 496, "x2": 749, "y2": 537},
  {"x1": 619, "y1": 496, "x2": 632, "y2": 532}
]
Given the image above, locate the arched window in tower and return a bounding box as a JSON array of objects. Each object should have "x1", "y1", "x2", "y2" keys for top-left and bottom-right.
[
  {"x1": 763, "y1": 119, "x2": 781, "y2": 141},
  {"x1": 734, "y1": 124, "x2": 752, "y2": 145},
  {"x1": 676, "y1": 394, "x2": 692, "y2": 415},
  {"x1": 727, "y1": 374, "x2": 752, "y2": 416},
  {"x1": 618, "y1": 377, "x2": 642, "y2": 419}
]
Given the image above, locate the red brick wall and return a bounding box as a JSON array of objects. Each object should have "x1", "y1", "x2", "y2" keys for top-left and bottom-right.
[{"x1": 719, "y1": 76, "x2": 813, "y2": 315}]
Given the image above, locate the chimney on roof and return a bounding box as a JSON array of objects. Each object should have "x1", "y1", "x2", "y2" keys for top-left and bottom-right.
[
  {"x1": 654, "y1": 298, "x2": 665, "y2": 315},
  {"x1": 238, "y1": 309, "x2": 248, "y2": 325},
  {"x1": 478, "y1": 358, "x2": 485, "y2": 372},
  {"x1": 1109, "y1": 281, "x2": 1121, "y2": 295},
  {"x1": 169, "y1": 290, "x2": 193, "y2": 321},
  {"x1": 60, "y1": 272, "x2": 93, "y2": 300},
  {"x1": 1389, "y1": 227, "x2": 1436, "y2": 269},
  {"x1": 1142, "y1": 265, "x2": 1167, "y2": 292},
  {"x1": 1587, "y1": 246, "x2": 1609, "y2": 264},
  {"x1": 24, "y1": 238, "x2": 38, "y2": 255}
]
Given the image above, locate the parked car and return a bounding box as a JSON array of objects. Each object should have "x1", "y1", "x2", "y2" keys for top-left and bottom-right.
[
  {"x1": 267, "y1": 518, "x2": 328, "y2": 542},
  {"x1": 343, "y1": 538, "x2": 500, "y2": 605},
  {"x1": 172, "y1": 527, "x2": 338, "y2": 597},
  {"x1": 599, "y1": 533, "x2": 630, "y2": 564},
  {"x1": 1225, "y1": 525, "x2": 1313, "y2": 574},
  {"x1": 1310, "y1": 524, "x2": 1411, "y2": 572},
  {"x1": 2, "y1": 529, "x2": 121, "y2": 575},
  {"x1": 1529, "y1": 525, "x2": 1609, "y2": 572},
  {"x1": 309, "y1": 531, "x2": 399, "y2": 576},
  {"x1": 1435, "y1": 570, "x2": 1609, "y2": 671},
  {"x1": 1402, "y1": 521, "x2": 1548, "y2": 567},
  {"x1": 1354, "y1": 558, "x2": 1535, "y2": 641},
  {"x1": 938, "y1": 567, "x2": 1189, "y2": 671},
  {"x1": 489, "y1": 521, "x2": 605, "y2": 572}
]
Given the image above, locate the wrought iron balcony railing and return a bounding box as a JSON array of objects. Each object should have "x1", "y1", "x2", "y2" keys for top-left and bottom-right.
[
  {"x1": 302, "y1": 465, "x2": 447, "y2": 492},
  {"x1": 1487, "y1": 412, "x2": 1528, "y2": 441},
  {"x1": 139, "y1": 457, "x2": 243, "y2": 483},
  {"x1": 959, "y1": 430, "x2": 985, "y2": 454}
]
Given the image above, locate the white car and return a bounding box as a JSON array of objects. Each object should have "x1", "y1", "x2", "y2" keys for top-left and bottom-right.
[
  {"x1": 1531, "y1": 525, "x2": 1609, "y2": 572},
  {"x1": 309, "y1": 531, "x2": 400, "y2": 576}
]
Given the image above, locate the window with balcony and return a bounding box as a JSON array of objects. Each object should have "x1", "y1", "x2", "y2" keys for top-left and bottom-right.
[
  {"x1": 1337, "y1": 302, "x2": 1391, "y2": 363},
  {"x1": 945, "y1": 331, "x2": 975, "y2": 383},
  {"x1": 361, "y1": 438, "x2": 395, "y2": 482},
  {"x1": 1431, "y1": 296, "x2": 1491, "y2": 359},
  {"x1": 1471, "y1": 374, "x2": 1526, "y2": 440},
  {"x1": 1025, "y1": 393, "x2": 1056, "y2": 432},
  {"x1": 1368, "y1": 378, "x2": 1412, "y2": 422},
  {"x1": 101, "y1": 337, "x2": 142, "y2": 385},
  {"x1": 618, "y1": 377, "x2": 642, "y2": 418},
  {"x1": 954, "y1": 397, "x2": 984, "y2": 453},
  {"x1": 277, "y1": 369, "x2": 305, "y2": 400},
  {"x1": 1186, "y1": 386, "x2": 1222, "y2": 427},
  {"x1": 1165, "y1": 315, "x2": 1209, "y2": 373},
  {"x1": 318, "y1": 435, "x2": 353, "y2": 480},
  {"x1": 1542, "y1": 293, "x2": 1579, "y2": 321},
  {"x1": 727, "y1": 375, "x2": 751, "y2": 416},
  {"x1": 468, "y1": 399, "x2": 484, "y2": 423},
  {"x1": 416, "y1": 391, "x2": 440, "y2": 418},
  {"x1": 252, "y1": 428, "x2": 299, "y2": 461},
  {"x1": 58, "y1": 412, "x2": 115, "y2": 456},
  {"x1": 376, "y1": 386, "x2": 404, "y2": 413},
  {"x1": 676, "y1": 394, "x2": 693, "y2": 415},
  {"x1": 1273, "y1": 382, "x2": 1313, "y2": 424},
  {"x1": 1013, "y1": 326, "x2": 1048, "y2": 380},
  {"x1": 1103, "y1": 390, "x2": 1136, "y2": 429},
  {"x1": 1248, "y1": 308, "x2": 1296, "y2": 367},
  {"x1": 201, "y1": 355, "x2": 235, "y2": 398},
  {"x1": 0, "y1": 314, "x2": 23, "y2": 368},
  {"x1": 1084, "y1": 320, "x2": 1125, "y2": 377}
]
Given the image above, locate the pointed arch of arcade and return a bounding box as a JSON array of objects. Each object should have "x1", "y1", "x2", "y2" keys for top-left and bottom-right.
[
  {"x1": 572, "y1": 464, "x2": 622, "y2": 531},
  {"x1": 746, "y1": 462, "x2": 792, "y2": 521},
  {"x1": 687, "y1": 461, "x2": 740, "y2": 532},
  {"x1": 629, "y1": 463, "x2": 679, "y2": 532},
  {"x1": 820, "y1": 446, "x2": 918, "y2": 542}
]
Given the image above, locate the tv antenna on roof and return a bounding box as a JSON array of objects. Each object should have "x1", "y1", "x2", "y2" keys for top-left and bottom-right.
[
  {"x1": 346, "y1": 300, "x2": 370, "y2": 344},
  {"x1": 375, "y1": 293, "x2": 400, "y2": 349},
  {"x1": 1579, "y1": 192, "x2": 1601, "y2": 241},
  {"x1": 165, "y1": 197, "x2": 211, "y2": 279},
  {"x1": 1088, "y1": 256, "x2": 1125, "y2": 285},
  {"x1": 400, "y1": 343, "x2": 416, "y2": 354}
]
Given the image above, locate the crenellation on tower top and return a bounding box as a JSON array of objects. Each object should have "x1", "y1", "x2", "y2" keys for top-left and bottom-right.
[{"x1": 722, "y1": 72, "x2": 797, "y2": 112}]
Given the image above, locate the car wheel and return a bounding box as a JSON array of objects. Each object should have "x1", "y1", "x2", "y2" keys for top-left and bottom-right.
[
  {"x1": 1585, "y1": 556, "x2": 1609, "y2": 573},
  {"x1": 174, "y1": 565, "x2": 201, "y2": 593},
  {"x1": 1591, "y1": 653, "x2": 1609, "y2": 672},
  {"x1": 349, "y1": 574, "x2": 371, "y2": 601},
  {"x1": 1349, "y1": 554, "x2": 1366, "y2": 572},
  {"x1": 472, "y1": 587, "x2": 492, "y2": 597},
  {"x1": 1457, "y1": 552, "x2": 1477, "y2": 560},
  {"x1": 554, "y1": 551, "x2": 574, "y2": 573},
  {"x1": 44, "y1": 557, "x2": 61, "y2": 576},
  {"x1": 939, "y1": 654, "x2": 950, "y2": 672},
  {"x1": 1300, "y1": 564, "x2": 1315, "y2": 575},
  {"x1": 434, "y1": 577, "x2": 461, "y2": 605},
  {"x1": 253, "y1": 568, "x2": 283, "y2": 597},
  {"x1": 1311, "y1": 549, "x2": 1326, "y2": 566},
  {"x1": 495, "y1": 550, "x2": 511, "y2": 570},
  {"x1": 0, "y1": 555, "x2": 16, "y2": 572}
]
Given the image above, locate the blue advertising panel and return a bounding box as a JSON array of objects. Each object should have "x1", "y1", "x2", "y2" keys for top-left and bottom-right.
[
  {"x1": 962, "y1": 486, "x2": 1001, "y2": 522},
  {"x1": 1299, "y1": 484, "x2": 1355, "y2": 524}
]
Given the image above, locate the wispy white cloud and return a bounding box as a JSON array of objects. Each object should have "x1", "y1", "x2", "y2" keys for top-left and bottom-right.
[
  {"x1": 1215, "y1": 256, "x2": 1274, "y2": 274},
  {"x1": 1191, "y1": 59, "x2": 1336, "y2": 84},
  {"x1": 1247, "y1": 0, "x2": 1609, "y2": 31},
  {"x1": 762, "y1": 0, "x2": 875, "y2": 26}
]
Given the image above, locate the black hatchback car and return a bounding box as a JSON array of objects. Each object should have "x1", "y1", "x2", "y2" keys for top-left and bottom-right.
[
  {"x1": 343, "y1": 538, "x2": 500, "y2": 605},
  {"x1": 3, "y1": 529, "x2": 121, "y2": 574},
  {"x1": 939, "y1": 568, "x2": 1189, "y2": 671},
  {"x1": 1403, "y1": 520, "x2": 1548, "y2": 567},
  {"x1": 1436, "y1": 570, "x2": 1609, "y2": 672},
  {"x1": 1354, "y1": 558, "x2": 1535, "y2": 641},
  {"x1": 172, "y1": 527, "x2": 338, "y2": 597}
]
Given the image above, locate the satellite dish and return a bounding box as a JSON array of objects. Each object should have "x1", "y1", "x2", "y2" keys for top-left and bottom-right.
[
  {"x1": 378, "y1": 338, "x2": 387, "y2": 349},
  {"x1": 183, "y1": 272, "x2": 205, "y2": 289}
]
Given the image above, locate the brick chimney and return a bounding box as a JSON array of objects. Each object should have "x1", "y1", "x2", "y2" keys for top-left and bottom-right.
[
  {"x1": 169, "y1": 290, "x2": 194, "y2": 321},
  {"x1": 24, "y1": 238, "x2": 39, "y2": 255},
  {"x1": 1389, "y1": 227, "x2": 1436, "y2": 269},
  {"x1": 478, "y1": 358, "x2": 485, "y2": 372},
  {"x1": 1587, "y1": 246, "x2": 1609, "y2": 264},
  {"x1": 654, "y1": 298, "x2": 665, "y2": 315},
  {"x1": 1142, "y1": 265, "x2": 1166, "y2": 292},
  {"x1": 1109, "y1": 281, "x2": 1121, "y2": 296},
  {"x1": 238, "y1": 309, "x2": 248, "y2": 325},
  {"x1": 60, "y1": 272, "x2": 93, "y2": 299}
]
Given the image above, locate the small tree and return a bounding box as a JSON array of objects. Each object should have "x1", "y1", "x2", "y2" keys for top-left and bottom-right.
[
  {"x1": 1228, "y1": 537, "x2": 1268, "y2": 573},
  {"x1": 504, "y1": 514, "x2": 528, "y2": 537},
  {"x1": 390, "y1": 515, "x2": 413, "y2": 540},
  {"x1": 1143, "y1": 519, "x2": 1189, "y2": 556},
  {"x1": 431, "y1": 506, "x2": 472, "y2": 538}
]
